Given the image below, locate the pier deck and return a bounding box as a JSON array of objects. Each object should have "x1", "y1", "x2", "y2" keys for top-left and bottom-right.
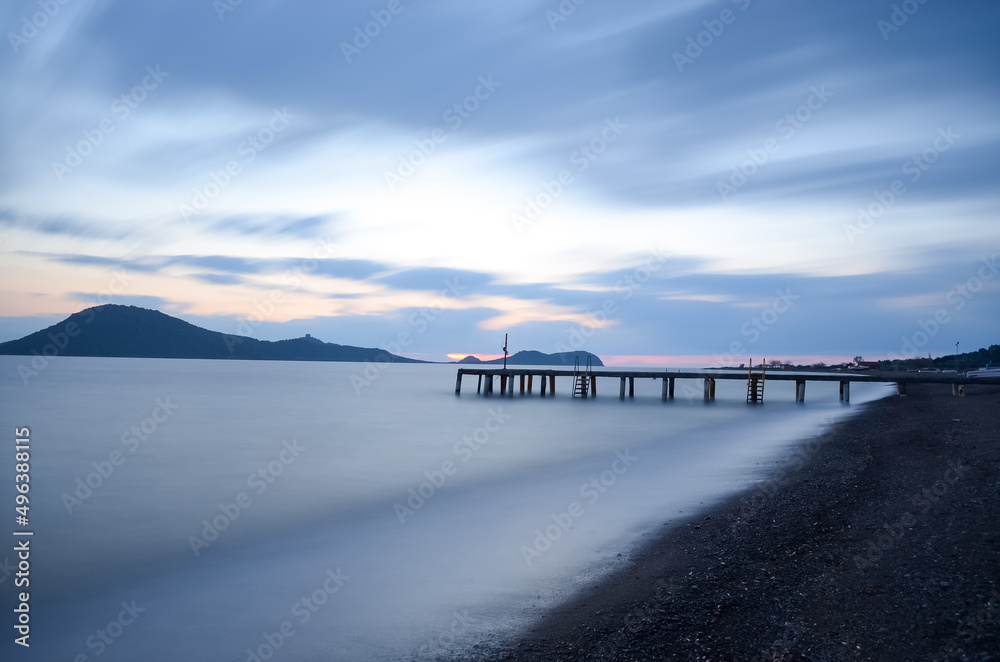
[{"x1": 455, "y1": 367, "x2": 1000, "y2": 402}]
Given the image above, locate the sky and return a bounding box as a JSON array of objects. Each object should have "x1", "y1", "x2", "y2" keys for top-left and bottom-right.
[{"x1": 0, "y1": 0, "x2": 998, "y2": 366}]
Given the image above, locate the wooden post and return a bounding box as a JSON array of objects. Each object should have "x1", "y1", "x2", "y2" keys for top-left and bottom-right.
[
  {"x1": 527, "y1": 373, "x2": 533, "y2": 394},
  {"x1": 669, "y1": 378, "x2": 675, "y2": 400},
  {"x1": 661, "y1": 377, "x2": 669, "y2": 401},
  {"x1": 896, "y1": 382, "x2": 907, "y2": 396},
  {"x1": 509, "y1": 374, "x2": 515, "y2": 397},
  {"x1": 477, "y1": 374, "x2": 482, "y2": 394},
  {"x1": 520, "y1": 374, "x2": 525, "y2": 394},
  {"x1": 840, "y1": 381, "x2": 850, "y2": 402},
  {"x1": 704, "y1": 378, "x2": 714, "y2": 402},
  {"x1": 500, "y1": 374, "x2": 507, "y2": 395},
  {"x1": 710, "y1": 378, "x2": 716, "y2": 400},
  {"x1": 619, "y1": 377, "x2": 626, "y2": 400},
  {"x1": 540, "y1": 374, "x2": 547, "y2": 396},
  {"x1": 549, "y1": 374, "x2": 556, "y2": 395},
  {"x1": 590, "y1": 375, "x2": 596, "y2": 396},
  {"x1": 795, "y1": 379, "x2": 806, "y2": 403},
  {"x1": 629, "y1": 377, "x2": 635, "y2": 398},
  {"x1": 455, "y1": 372, "x2": 462, "y2": 394},
  {"x1": 486, "y1": 376, "x2": 493, "y2": 395}
]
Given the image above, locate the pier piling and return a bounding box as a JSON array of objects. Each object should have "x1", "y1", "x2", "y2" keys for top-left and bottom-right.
[{"x1": 454, "y1": 367, "x2": 998, "y2": 402}]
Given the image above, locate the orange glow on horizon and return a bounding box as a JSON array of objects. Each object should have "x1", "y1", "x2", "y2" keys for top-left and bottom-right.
[{"x1": 446, "y1": 353, "x2": 504, "y2": 361}]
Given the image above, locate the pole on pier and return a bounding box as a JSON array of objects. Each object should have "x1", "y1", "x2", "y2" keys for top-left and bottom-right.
[
  {"x1": 520, "y1": 374, "x2": 525, "y2": 395},
  {"x1": 703, "y1": 378, "x2": 715, "y2": 402},
  {"x1": 669, "y1": 377, "x2": 675, "y2": 400},
  {"x1": 455, "y1": 372, "x2": 462, "y2": 395},
  {"x1": 477, "y1": 374, "x2": 482, "y2": 394},
  {"x1": 840, "y1": 381, "x2": 850, "y2": 402},
  {"x1": 528, "y1": 373, "x2": 533, "y2": 394},
  {"x1": 509, "y1": 374, "x2": 515, "y2": 397},
  {"x1": 540, "y1": 374, "x2": 547, "y2": 396},
  {"x1": 549, "y1": 374, "x2": 556, "y2": 396},
  {"x1": 662, "y1": 377, "x2": 669, "y2": 401},
  {"x1": 591, "y1": 375, "x2": 596, "y2": 396},
  {"x1": 486, "y1": 376, "x2": 494, "y2": 395},
  {"x1": 500, "y1": 374, "x2": 507, "y2": 395},
  {"x1": 795, "y1": 379, "x2": 806, "y2": 403},
  {"x1": 896, "y1": 382, "x2": 907, "y2": 396},
  {"x1": 619, "y1": 377, "x2": 626, "y2": 400},
  {"x1": 629, "y1": 377, "x2": 635, "y2": 398},
  {"x1": 502, "y1": 334, "x2": 508, "y2": 370}
]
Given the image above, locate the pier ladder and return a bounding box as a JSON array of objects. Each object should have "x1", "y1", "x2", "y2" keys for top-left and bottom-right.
[
  {"x1": 573, "y1": 356, "x2": 593, "y2": 398},
  {"x1": 747, "y1": 358, "x2": 766, "y2": 404}
]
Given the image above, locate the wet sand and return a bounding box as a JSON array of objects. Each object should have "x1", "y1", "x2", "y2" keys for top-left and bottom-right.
[{"x1": 478, "y1": 383, "x2": 1000, "y2": 661}]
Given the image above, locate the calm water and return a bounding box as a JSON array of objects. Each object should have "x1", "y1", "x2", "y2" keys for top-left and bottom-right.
[{"x1": 0, "y1": 357, "x2": 891, "y2": 660}]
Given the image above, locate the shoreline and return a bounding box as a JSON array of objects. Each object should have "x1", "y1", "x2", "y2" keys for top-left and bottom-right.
[{"x1": 476, "y1": 383, "x2": 1000, "y2": 661}]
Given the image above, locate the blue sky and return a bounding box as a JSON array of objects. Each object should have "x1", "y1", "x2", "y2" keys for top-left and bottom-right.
[{"x1": 1, "y1": 0, "x2": 998, "y2": 365}]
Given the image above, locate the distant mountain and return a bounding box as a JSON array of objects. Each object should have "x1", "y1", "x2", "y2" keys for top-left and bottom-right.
[
  {"x1": 457, "y1": 355, "x2": 483, "y2": 364},
  {"x1": 0, "y1": 305, "x2": 424, "y2": 363},
  {"x1": 472, "y1": 350, "x2": 604, "y2": 367}
]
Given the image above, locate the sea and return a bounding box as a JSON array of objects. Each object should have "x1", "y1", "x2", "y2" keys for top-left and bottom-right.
[{"x1": 0, "y1": 357, "x2": 893, "y2": 661}]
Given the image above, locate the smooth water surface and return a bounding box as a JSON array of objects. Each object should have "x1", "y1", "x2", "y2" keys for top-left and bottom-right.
[{"x1": 0, "y1": 357, "x2": 891, "y2": 660}]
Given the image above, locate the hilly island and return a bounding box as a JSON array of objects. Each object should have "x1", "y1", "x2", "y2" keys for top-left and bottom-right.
[{"x1": 0, "y1": 304, "x2": 602, "y2": 367}]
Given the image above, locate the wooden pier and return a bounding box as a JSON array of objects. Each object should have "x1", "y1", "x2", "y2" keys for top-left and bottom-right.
[{"x1": 455, "y1": 367, "x2": 1000, "y2": 402}]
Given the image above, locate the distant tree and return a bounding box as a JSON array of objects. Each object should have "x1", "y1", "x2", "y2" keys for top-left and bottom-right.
[{"x1": 854, "y1": 355, "x2": 863, "y2": 364}]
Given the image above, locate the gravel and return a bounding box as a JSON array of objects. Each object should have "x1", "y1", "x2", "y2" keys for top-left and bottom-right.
[{"x1": 474, "y1": 383, "x2": 1000, "y2": 662}]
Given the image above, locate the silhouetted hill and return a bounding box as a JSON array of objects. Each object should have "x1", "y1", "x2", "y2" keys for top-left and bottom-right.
[
  {"x1": 0, "y1": 305, "x2": 424, "y2": 363},
  {"x1": 476, "y1": 350, "x2": 604, "y2": 367},
  {"x1": 457, "y1": 355, "x2": 483, "y2": 364}
]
